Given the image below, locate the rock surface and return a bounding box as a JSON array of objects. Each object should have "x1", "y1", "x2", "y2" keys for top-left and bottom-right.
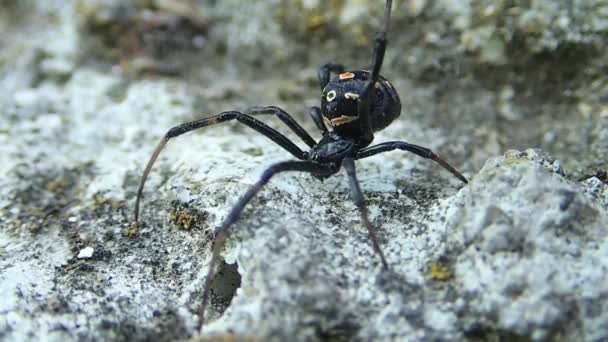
[{"x1": 1, "y1": 1, "x2": 607, "y2": 341}]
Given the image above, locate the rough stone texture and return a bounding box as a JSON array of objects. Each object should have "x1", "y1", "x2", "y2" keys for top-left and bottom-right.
[
  {"x1": 1, "y1": 0, "x2": 608, "y2": 341},
  {"x1": 444, "y1": 150, "x2": 608, "y2": 341}
]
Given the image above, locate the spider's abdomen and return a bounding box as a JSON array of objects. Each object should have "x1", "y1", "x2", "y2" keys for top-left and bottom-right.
[
  {"x1": 369, "y1": 73, "x2": 401, "y2": 132},
  {"x1": 321, "y1": 70, "x2": 401, "y2": 138}
]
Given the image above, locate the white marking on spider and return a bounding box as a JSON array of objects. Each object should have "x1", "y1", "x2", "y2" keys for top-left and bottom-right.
[
  {"x1": 326, "y1": 90, "x2": 337, "y2": 102},
  {"x1": 344, "y1": 92, "x2": 360, "y2": 100}
]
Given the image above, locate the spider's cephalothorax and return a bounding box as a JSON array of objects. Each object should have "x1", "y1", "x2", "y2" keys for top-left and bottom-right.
[
  {"x1": 321, "y1": 70, "x2": 401, "y2": 147},
  {"x1": 132, "y1": 0, "x2": 468, "y2": 330}
]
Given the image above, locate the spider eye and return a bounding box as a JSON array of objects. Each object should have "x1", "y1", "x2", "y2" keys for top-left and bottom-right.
[{"x1": 326, "y1": 90, "x2": 337, "y2": 102}]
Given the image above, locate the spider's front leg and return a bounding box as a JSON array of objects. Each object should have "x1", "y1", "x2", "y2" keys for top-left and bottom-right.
[
  {"x1": 342, "y1": 157, "x2": 388, "y2": 269},
  {"x1": 360, "y1": 0, "x2": 391, "y2": 96},
  {"x1": 199, "y1": 160, "x2": 336, "y2": 328},
  {"x1": 369, "y1": 0, "x2": 392, "y2": 79},
  {"x1": 356, "y1": 0, "x2": 393, "y2": 144},
  {"x1": 133, "y1": 111, "x2": 309, "y2": 223}
]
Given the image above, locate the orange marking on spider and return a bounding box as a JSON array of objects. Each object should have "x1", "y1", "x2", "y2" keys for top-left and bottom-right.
[
  {"x1": 339, "y1": 72, "x2": 355, "y2": 79},
  {"x1": 324, "y1": 115, "x2": 360, "y2": 127}
]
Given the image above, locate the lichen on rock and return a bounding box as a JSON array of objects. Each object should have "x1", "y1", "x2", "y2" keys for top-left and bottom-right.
[{"x1": 1, "y1": 0, "x2": 607, "y2": 341}]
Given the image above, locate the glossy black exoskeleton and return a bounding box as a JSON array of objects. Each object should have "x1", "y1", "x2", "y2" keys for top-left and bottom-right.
[
  {"x1": 132, "y1": 0, "x2": 468, "y2": 329},
  {"x1": 320, "y1": 70, "x2": 401, "y2": 147}
]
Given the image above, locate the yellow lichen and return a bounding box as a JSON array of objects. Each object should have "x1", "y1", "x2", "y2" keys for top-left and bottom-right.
[
  {"x1": 123, "y1": 222, "x2": 140, "y2": 238},
  {"x1": 28, "y1": 207, "x2": 44, "y2": 217},
  {"x1": 427, "y1": 262, "x2": 453, "y2": 282},
  {"x1": 190, "y1": 182, "x2": 203, "y2": 194},
  {"x1": 46, "y1": 177, "x2": 67, "y2": 193},
  {"x1": 170, "y1": 207, "x2": 196, "y2": 230},
  {"x1": 111, "y1": 200, "x2": 122, "y2": 209},
  {"x1": 89, "y1": 192, "x2": 108, "y2": 211},
  {"x1": 503, "y1": 150, "x2": 528, "y2": 166}
]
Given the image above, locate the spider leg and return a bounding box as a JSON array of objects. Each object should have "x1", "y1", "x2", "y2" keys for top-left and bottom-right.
[
  {"x1": 318, "y1": 63, "x2": 345, "y2": 90},
  {"x1": 309, "y1": 106, "x2": 329, "y2": 135},
  {"x1": 134, "y1": 111, "x2": 310, "y2": 223},
  {"x1": 369, "y1": 0, "x2": 392, "y2": 80},
  {"x1": 357, "y1": 0, "x2": 393, "y2": 139},
  {"x1": 355, "y1": 141, "x2": 468, "y2": 184},
  {"x1": 342, "y1": 157, "x2": 389, "y2": 270},
  {"x1": 246, "y1": 106, "x2": 317, "y2": 147},
  {"x1": 199, "y1": 160, "x2": 336, "y2": 328}
]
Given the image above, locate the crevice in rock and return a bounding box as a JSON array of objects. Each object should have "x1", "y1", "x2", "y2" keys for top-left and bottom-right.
[
  {"x1": 209, "y1": 259, "x2": 242, "y2": 317},
  {"x1": 318, "y1": 321, "x2": 360, "y2": 342}
]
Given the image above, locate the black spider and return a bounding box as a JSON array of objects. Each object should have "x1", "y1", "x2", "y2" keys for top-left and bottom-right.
[{"x1": 133, "y1": 0, "x2": 468, "y2": 327}]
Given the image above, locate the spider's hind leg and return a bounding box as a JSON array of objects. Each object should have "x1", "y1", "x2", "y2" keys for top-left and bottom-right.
[
  {"x1": 134, "y1": 111, "x2": 310, "y2": 223},
  {"x1": 199, "y1": 160, "x2": 336, "y2": 328}
]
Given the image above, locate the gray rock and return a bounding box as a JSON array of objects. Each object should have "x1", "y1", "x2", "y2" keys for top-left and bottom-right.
[
  {"x1": 445, "y1": 149, "x2": 608, "y2": 341},
  {"x1": 196, "y1": 149, "x2": 608, "y2": 341},
  {"x1": 1, "y1": 0, "x2": 607, "y2": 341}
]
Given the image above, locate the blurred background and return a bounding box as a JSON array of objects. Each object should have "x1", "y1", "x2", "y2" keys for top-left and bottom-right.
[
  {"x1": 1, "y1": 0, "x2": 607, "y2": 340},
  {"x1": 2, "y1": 0, "x2": 607, "y2": 179}
]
